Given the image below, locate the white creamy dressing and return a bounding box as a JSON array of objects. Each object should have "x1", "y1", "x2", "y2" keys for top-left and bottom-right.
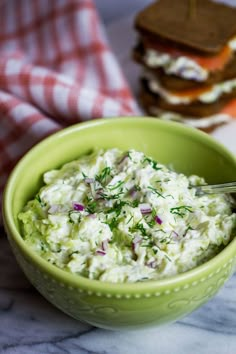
[
  {"x1": 18, "y1": 149, "x2": 236, "y2": 283},
  {"x1": 229, "y1": 37, "x2": 236, "y2": 51},
  {"x1": 143, "y1": 37, "x2": 236, "y2": 82},
  {"x1": 144, "y1": 49, "x2": 208, "y2": 81}
]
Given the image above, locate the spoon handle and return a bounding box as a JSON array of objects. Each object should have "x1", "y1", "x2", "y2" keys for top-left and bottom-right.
[{"x1": 195, "y1": 181, "x2": 236, "y2": 196}]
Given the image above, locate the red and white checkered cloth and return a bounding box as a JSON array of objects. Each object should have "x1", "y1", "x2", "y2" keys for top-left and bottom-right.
[{"x1": 0, "y1": 0, "x2": 139, "y2": 205}]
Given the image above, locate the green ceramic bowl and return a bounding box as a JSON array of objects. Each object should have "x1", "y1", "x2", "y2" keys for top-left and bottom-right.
[{"x1": 3, "y1": 117, "x2": 236, "y2": 330}]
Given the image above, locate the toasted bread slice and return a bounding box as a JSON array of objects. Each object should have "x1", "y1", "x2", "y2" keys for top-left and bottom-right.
[
  {"x1": 135, "y1": 0, "x2": 236, "y2": 54},
  {"x1": 139, "y1": 90, "x2": 230, "y2": 132},
  {"x1": 140, "y1": 79, "x2": 236, "y2": 118}
]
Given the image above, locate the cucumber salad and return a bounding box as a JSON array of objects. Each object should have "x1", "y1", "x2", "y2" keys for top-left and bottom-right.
[{"x1": 19, "y1": 149, "x2": 236, "y2": 282}]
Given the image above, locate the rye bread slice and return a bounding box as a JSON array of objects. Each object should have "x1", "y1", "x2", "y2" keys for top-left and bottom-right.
[
  {"x1": 139, "y1": 91, "x2": 228, "y2": 132},
  {"x1": 135, "y1": 0, "x2": 236, "y2": 54},
  {"x1": 133, "y1": 42, "x2": 236, "y2": 90},
  {"x1": 140, "y1": 79, "x2": 236, "y2": 118}
]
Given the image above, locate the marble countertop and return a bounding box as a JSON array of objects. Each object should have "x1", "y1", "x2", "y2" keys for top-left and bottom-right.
[
  {"x1": 1, "y1": 231, "x2": 236, "y2": 353},
  {"x1": 1, "y1": 1, "x2": 236, "y2": 353}
]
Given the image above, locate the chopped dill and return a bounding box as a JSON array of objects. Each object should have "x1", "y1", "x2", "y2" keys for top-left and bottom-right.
[
  {"x1": 68, "y1": 210, "x2": 81, "y2": 224},
  {"x1": 170, "y1": 205, "x2": 193, "y2": 217},
  {"x1": 105, "y1": 217, "x2": 119, "y2": 231},
  {"x1": 99, "y1": 190, "x2": 124, "y2": 200},
  {"x1": 131, "y1": 199, "x2": 139, "y2": 207},
  {"x1": 159, "y1": 237, "x2": 171, "y2": 244},
  {"x1": 143, "y1": 157, "x2": 162, "y2": 171},
  {"x1": 126, "y1": 214, "x2": 134, "y2": 224},
  {"x1": 141, "y1": 239, "x2": 157, "y2": 249},
  {"x1": 107, "y1": 200, "x2": 128, "y2": 217},
  {"x1": 35, "y1": 194, "x2": 41, "y2": 203},
  {"x1": 165, "y1": 254, "x2": 172, "y2": 262},
  {"x1": 147, "y1": 186, "x2": 165, "y2": 198},
  {"x1": 129, "y1": 221, "x2": 147, "y2": 236},
  {"x1": 183, "y1": 225, "x2": 194, "y2": 237},
  {"x1": 95, "y1": 166, "x2": 112, "y2": 185},
  {"x1": 85, "y1": 197, "x2": 97, "y2": 214},
  {"x1": 68, "y1": 250, "x2": 79, "y2": 257},
  {"x1": 107, "y1": 180, "x2": 124, "y2": 191},
  {"x1": 134, "y1": 184, "x2": 141, "y2": 191},
  {"x1": 35, "y1": 194, "x2": 46, "y2": 207},
  {"x1": 127, "y1": 151, "x2": 133, "y2": 160},
  {"x1": 144, "y1": 209, "x2": 156, "y2": 228}
]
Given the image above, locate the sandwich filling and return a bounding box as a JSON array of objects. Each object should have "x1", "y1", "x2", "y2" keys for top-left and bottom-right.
[
  {"x1": 143, "y1": 37, "x2": 236, "y2": 82},
  {"x1": 143, "y1": 72, "x2": 236, "y2": 105},
  {"x1": 148, "y1": 107, "x2": 231, "y2": 129}
]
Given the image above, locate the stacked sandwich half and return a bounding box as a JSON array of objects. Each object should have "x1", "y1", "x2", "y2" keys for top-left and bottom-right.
[{"x1": 133, "y1": 0, "x2": 236, "y2": 131}]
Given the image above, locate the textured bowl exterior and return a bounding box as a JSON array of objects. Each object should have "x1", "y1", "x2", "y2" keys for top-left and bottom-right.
[
  {"x1": 7, "y1": 234, "x2": 236, "y2": 330},
  {"x1": 3, "y1": 117, "x2": 236, "y2": 330}
]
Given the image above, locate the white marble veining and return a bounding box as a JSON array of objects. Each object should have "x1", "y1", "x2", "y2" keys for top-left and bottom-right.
[{"x1": 1, "y1": 1, "x2": 236, "y2": 353}]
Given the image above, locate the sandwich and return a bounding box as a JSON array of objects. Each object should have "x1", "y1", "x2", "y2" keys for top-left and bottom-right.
[{"x1": 133, "y1": 0, "x2": 236, "y2": 131}]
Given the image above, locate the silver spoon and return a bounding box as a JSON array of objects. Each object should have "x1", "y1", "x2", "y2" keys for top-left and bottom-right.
[{"x1": 194, "y1": 181, "x2": 236, "y2": 196}]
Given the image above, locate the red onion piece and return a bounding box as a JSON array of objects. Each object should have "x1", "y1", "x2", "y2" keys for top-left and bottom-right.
[
  {"x1": 84, "y1": 177, "x2": 95, "y2": 184},
  {"x1": 72, "y1": 202, "x2": 84, "y2": 211},
  {"x1": 146, "y1": 260, "x2": 158, "y2": 269},
  {"x1": 139, "y1": 203, "x2": 152, "y2": 214},
  {"x1": 155, "y1": 215, "x2": 162, "y2": 225},
  {"x1": 96, "y1": 250, "x2": 106, "y2": 256},
  {"x1": 130, "y1": 189, "x2": 138, "y2": 200}
]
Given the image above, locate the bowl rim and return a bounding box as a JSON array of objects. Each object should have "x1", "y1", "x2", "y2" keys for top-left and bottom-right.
[{"x1": 3, "y1": 116, "x2": 236, "y2": 295}]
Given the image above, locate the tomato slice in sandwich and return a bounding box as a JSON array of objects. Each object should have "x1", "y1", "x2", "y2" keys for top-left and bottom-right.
[
  {"x1": 191, "y1": 46, "x2": 231, "y2": 72},
  {"x1": 169, "y1": 85, "x2": 212, "y2": 100},
  {"x1": 221, "y1": 99, "x2": 236, "y2": 117}
]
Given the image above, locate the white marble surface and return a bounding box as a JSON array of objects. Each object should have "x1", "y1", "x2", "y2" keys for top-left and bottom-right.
[
  {"x1": 1, "y1": 231, "x2": 236, "y2": 353},
  {"x1": 1, "y1": 1, "x2": 236, "y2": 353}
]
